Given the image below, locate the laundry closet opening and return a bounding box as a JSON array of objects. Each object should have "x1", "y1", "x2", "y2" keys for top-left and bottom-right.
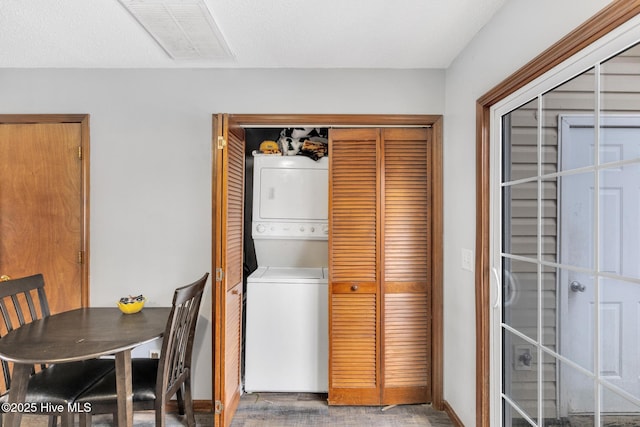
[
  {"x1": 242, "y1": 127, "x2": 331, "y2": 394},
  {"x1": 212, "y1": 114, "x2": 445, "y2": 424}
]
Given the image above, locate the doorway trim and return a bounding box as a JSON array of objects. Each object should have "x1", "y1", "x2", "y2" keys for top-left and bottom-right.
[
  {"x1": 475, "y1": 1, "x2": 640, "y2": 425},
  {"x1": 0, "y1": 114, "x2": 91, "y2": 306},
  {"x1": 213, "y1": 113, "x2": 444, "y2": 410}
]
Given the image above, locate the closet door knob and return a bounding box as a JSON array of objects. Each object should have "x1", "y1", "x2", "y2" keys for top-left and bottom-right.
[{"x1": 350, "y1": 284, "x2": 359, "y2": 291}]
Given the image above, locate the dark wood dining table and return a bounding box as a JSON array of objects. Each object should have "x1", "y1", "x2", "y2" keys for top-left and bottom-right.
[{"x1": 0, "y1": 307, "x2": 171, "y2": 427}]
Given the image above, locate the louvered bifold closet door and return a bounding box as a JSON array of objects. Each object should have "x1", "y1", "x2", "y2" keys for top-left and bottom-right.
[
  {"x1": 328, "y1": 128, "x2": 380, "y2": 405},
  {"x1": 223, "y1": 126, "x2": 244, "y2": 425},
  {"x1": 213, "y1": 113, "x2": 245, "y2": 427},
  {"x1": 381, "y1": 128, "x2": 431, "y2": 405}
]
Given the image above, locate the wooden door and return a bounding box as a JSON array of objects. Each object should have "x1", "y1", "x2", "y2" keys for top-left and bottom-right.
[
  {"x1": 381, "y1": 128, "x2": 431, "y2": 404},
  {"x1": 328, "y1": 127, "x2": 432, "y2": 406},
  {"x1": 213, "y1": 114, "x2": 245, "y2": 427},
  {"x1": 328, "y1": 128, "x2": 381, "y2": 405},
  {"x1": 0, "y1": 119, "x2": 88, "y2": 313}
]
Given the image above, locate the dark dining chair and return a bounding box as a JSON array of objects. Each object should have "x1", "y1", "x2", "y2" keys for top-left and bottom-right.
[
  {"x1": 75, "y1": 273, "x2": 209, "y2": 427},
  {"x1": 0, "y1": 274, "x2": 115, "y2": 427}
]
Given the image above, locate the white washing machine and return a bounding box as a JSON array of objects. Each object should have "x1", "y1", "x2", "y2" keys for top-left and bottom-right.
[
  {"x1": 244, "y1": 154, "x2": 329, "y2": 392},
  {"x1": 244, "y1": 266, "x2": 328, "y2": 392}
]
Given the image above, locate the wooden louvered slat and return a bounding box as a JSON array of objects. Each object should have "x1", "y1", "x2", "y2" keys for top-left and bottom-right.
[
  {"x1": 329, "y1": 129, "x2": 378, "y2": 284},
  {"x1": 329, "y1": 292, "x2": 379, "y2": 403},
  {"x1": 381, "y1": 128, "x2": 431, "y2": 404},
  {"x1": 384, "y1": 293, "x2": 429, "y2": 388},
  {"x1": 225, "y1": 130, "x2": 245, "y2": 291},
  {"x1": 383, "y1": 128, "x2": 430, "y2": 284},
  {"x1": 329, "y1": 128, "x2": 380, "y2": 405},
  {"x1": 224, "y1": 285, "x2": 242, "y2": 402},
  {"x1": 331, "y1": 293, "x2": 377, "y2": 387}
]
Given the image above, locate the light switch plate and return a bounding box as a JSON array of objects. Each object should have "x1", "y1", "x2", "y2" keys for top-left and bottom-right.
[{"x1": 461, "y1": 248, "x2": 474, "y2": 271}]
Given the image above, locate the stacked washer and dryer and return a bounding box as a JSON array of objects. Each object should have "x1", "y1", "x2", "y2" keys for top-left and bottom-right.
[{"x1": 244, "y1": 154, "x2": 329, "y2": 393}]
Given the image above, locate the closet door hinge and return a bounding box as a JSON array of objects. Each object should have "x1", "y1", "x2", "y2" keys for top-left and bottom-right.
[
  {"x1": 78, "y1": 146, "x2": 83, "y2": 160},
  {"x1": 217, "y1": 136, "x2": 227, "y2": 149},
  {"x1": 214, "y1": 400, "x2": 224, "y2": 414},
  {"x1": 216, "y1": 268, "x2": 224, "y2": 282},
  {"x1": 78, "y1": 251, "x2": 84, "y2": 264}
]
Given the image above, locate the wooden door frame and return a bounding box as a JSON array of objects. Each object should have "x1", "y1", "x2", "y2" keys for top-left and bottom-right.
[
  {"x1": 212, "y1": 113, "x2": 444, "y2": 411},
  {"x1": 0, "y1": 114, "x2": 90, "y2": 307},
  {"x1": 475, "y1": 2, "x2": 640, "y2": 425}
]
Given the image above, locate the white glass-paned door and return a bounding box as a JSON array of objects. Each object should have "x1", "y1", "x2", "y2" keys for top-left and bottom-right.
[{"x1": 497, "y1": 41, "x2": 640, "y2": 427}]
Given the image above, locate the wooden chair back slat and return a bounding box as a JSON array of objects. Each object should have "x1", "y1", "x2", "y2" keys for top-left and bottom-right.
[
  {"x1": 0, "y1": 274, "x2": 51, "y2": 393},
  {"x1": 0, "y1": 300, "x2": 12, "y2": 333},
  {"x1": 158, "y1": 274, "x2": 206, "y2": 403}
]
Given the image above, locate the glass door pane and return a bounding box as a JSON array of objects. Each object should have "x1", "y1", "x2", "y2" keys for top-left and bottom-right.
[{"x1": 500, "y1": 42, "x2": 640, "y2": 426}]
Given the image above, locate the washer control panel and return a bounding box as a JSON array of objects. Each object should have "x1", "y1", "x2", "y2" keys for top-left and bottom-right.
[{"x1": 252, "y1": 222, "x2": 329, "y2": 240}]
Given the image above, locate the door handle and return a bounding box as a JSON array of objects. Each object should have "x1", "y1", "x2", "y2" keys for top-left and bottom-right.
[
  {"x1": 0, "y1": 275, "x2": 10, "y2": 282},
  {"x1": 570, "y1": 280, "x2": 586, "y2": 293},
  {"x1": 492, "y1": 268, "x2": 500, "y2": 308}
]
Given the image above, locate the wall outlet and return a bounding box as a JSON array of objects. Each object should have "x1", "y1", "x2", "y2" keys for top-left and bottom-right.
[
  {"x1": 149, "y1": 350, "x2": 160, "y2": 359},
  {"x1": 461, "y1": 248, "x2": 474, "y2": 272}
]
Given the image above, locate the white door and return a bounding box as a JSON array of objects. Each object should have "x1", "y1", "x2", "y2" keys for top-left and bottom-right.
[{"x1": 560, "y1": 115, "x2": 640, "y2": 414}]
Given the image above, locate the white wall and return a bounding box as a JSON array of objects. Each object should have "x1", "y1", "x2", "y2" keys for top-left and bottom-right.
[
  {"x1": 442, "y1": 0, "x2": 612, "y2": 425},
  {"x1": 1, "y1": 0, "x2": 618, "y2": 415},
  {"x1": 0, "y1": 67, "x2": 444, "y2": 399}
]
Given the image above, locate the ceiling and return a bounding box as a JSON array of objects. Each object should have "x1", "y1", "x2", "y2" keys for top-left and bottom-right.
[{"x1": 0, "y1": 0, "x2": 506, "y2": 69}]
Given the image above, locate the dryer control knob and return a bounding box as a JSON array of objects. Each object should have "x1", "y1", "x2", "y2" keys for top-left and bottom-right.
[
  {"x1": 299, "y1": 226, "x2": 305, "y2": 232},
  {"x1": 256, "y1": 224, "x2": 265, "y2": 233}
]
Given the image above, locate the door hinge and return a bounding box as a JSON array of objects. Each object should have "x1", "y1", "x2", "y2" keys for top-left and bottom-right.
[
  {"x1": 217, "y1": 136, "x2": 226, "y2": 150},
  {"x1": 214, "y1": 400, "x2": 224, "y2": 414},
  {"x1": 216, "y1": 268, "x2": 224, "y2": 282},
  {"x1": 78, "y1": 146, "x2": 83, "y2": 160},
  {"x1": 78, "y1": 251, "x2": 84, "y2": 264}
]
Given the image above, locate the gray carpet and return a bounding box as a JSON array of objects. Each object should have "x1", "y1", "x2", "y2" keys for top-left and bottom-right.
[
  {"x1": 230, "y1": 393, "x2": 455, "y2": 427},
  {"x1": 16, "y1": 412, "x2": 212, "y2": 426},
  {"x1": 18, "y1": 393, "x2": 454, "y2": 426}
]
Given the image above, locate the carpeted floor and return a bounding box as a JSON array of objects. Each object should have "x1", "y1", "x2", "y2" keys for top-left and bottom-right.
[
  {"x1": 229, "y1": 393, "x2": 455, "y2": 427},
  {"x1": 14, "y1": 412, "x2": 212, "y2": 426},
  {"x1": 17, "y1": 393, "x2": 454, "y2": 426}
]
